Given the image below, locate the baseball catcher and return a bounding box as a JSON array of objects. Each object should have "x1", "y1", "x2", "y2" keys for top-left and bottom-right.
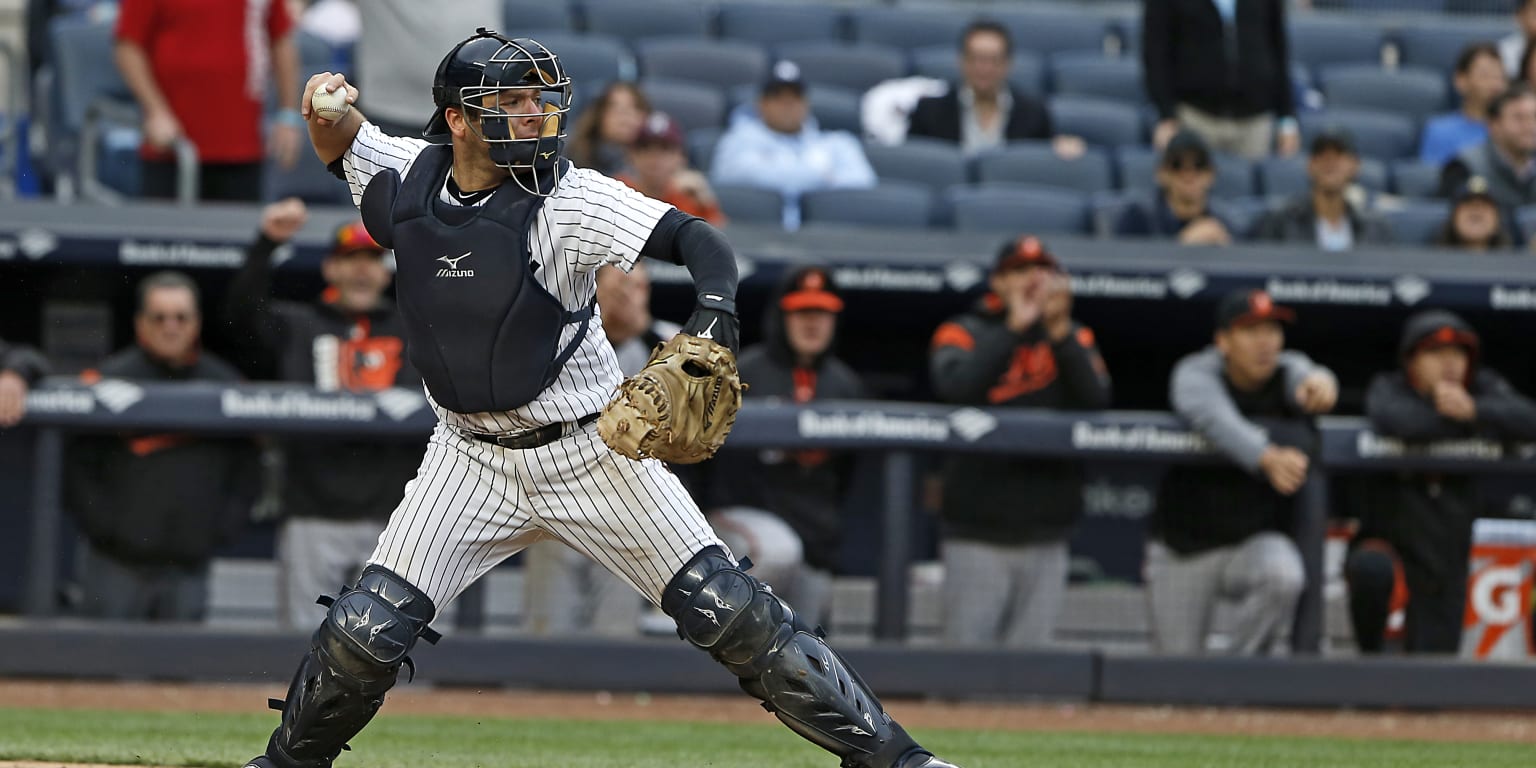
[{"x1": 598, "y1": 333, "x2": 744, "y2": 464}]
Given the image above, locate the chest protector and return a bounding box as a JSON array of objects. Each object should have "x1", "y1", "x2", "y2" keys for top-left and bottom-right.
[{"x1": 360, "y1": 146, "x2": 592, "y2": 414}]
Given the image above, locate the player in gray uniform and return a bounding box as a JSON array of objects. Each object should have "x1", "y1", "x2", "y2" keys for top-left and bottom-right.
[{"x1": 243, "y1": 30, "x2": 960, "y2": 768}]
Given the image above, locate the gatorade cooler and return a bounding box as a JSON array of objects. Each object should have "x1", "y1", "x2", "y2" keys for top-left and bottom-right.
[{"x1": 1461, "y1": 518, "x2": 1536, "y2": 660}]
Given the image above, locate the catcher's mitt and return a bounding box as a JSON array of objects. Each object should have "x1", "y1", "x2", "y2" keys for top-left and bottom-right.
[{"x1": 598, "y1": 334, "x2": 745, "y2": 464}]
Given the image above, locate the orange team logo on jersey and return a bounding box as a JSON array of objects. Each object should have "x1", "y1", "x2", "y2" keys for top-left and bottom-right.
[
  {"x1": 988, "y1": 342, "x2": 1058, "y2": 403},
  {"x1": 337, "y1": 336, "x2": 404, "y2": 392}
]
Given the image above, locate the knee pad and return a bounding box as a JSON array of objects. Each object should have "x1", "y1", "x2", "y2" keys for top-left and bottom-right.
[{"x1": 317, "y1": 565, "x2": 440, "y2": 678}]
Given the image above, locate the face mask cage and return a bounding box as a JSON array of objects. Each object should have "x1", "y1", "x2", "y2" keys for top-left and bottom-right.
[{"x1": 456, "y1": 39, "x2": 572, "y2": 196}]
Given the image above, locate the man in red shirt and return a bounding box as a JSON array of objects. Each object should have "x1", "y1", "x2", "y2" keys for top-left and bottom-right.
[{"x1": 115, "y1": 0, "x2": 301, "y2": 201}]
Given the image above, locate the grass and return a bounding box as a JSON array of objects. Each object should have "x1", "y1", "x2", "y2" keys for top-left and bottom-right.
[{"x1": 0, "y1": 708, "x2": 1530, "y2": 768}]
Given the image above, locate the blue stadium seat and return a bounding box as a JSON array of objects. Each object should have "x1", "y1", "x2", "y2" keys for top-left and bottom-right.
[
  {"x1": 1391, "y1": 160, "x2": 1443, "y2": 198},
  {"x1": 1115, "y1": 146, "x2": 1255, "y2": 198},
  {"x1": 504, "y1": 0, "x2": 576, "y2": 33},
  {"x1": 686, "y1": 128, "x2": 722, "y2": 173},
  {"x1": 1113, "y1": 15, "x2": 1140, "y2": 54},
  {"x1": 638, "y1": 79, "x2": 727, "y2": 133},
  {"x1": 1515, "y1": 205, "x2": 1536, "y2": 242},
  {"x1": 848, "y1": 7, "x2": 970, "y2": 49},
  {"x1": 1394, "y1": 21, "x2": 1509, "y2": 74},
  {"x1": 1258, "y1": 156, "x2": 1390, "y2": 198},
  {"x1": 1381, "y1": 199, "x2": 1451, "y2": 245},
  {"x1": 944, "y1": 183, "x2": 1090, "y2": 234},
  {"x1": 638, "y1": 38, "x2": 768, "y2": 91},
  {"x1": 1340, "y1": 0, "x2": 1447, "y2": 12},
  {"x1": 800, "y1": 182, "x2": 936, "y2": 230},
  {"x1": 525, "y1": 33, "x2": 634, "y2": 84},
  {"x1": 1216, "y1": 196, "x2": 1275, "y2": 240},
  {"x1": 263, "y1": 154, "x2": 351, "y2": 207},
  {"x1": 1287, "y1": 18, "x2": 1388, "y2": 74},
  {"x1": 911, "y1": 46, "x2": 1045, "y2": 99},
  {"x1": 718, "y1": 3, "x2": 844, "y2": 46},
  {"x1": 714, "y1": 184, "x2": 784, "y2": 226},
  {"x1": 807, "y1": 86, "x2": 865, "y2": 134},
  {"x1": 1048, "y1": 96, "x2": 1144, "y2": 148},
  {"x1": 864, "y1": 138, "x2": 969, "y2": 192},
  {"x1": 992, "y1": 10, "x2": 1112, "y2": 58},
  {"x1": 772, "y1": 42, "x2": 906, "y2": 92},
  {"x1": 582, "y1": 0, "x2": 709, "y2": 40},
  {"x1": 1317, "y1": 65, "x2": 1448, "y2": 121},
  {"x1": 1050, "y1": 53, "x2": 1143, "y2": 105},
  {"x1": 49, "y1": 18, "x2": 140, "y2": 194},
  {"x1": 974, "y1": 142, "x2": 1113, "y2": 194},
  {"x1": 1300, "y1": 108, "x2": 1418, "y2": 161}
]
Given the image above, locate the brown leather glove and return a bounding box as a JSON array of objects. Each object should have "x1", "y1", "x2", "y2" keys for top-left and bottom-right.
[{"x1": 598, "y1": 334, "x2": 745, "y2": 464}]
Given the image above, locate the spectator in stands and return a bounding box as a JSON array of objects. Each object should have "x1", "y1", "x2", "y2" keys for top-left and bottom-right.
[
  {"x1": 1253, "y1": 127, "x2": 1393, "y2": 250},
  {"x1": 1149, "y1": 289, "x2": 1336, "y2": 655},
  {"x1": 223, "y1": 200, "x2": 423, "y2": 630},
  {"x1": 1439, "y1": 85, "x2": 1536, "y2": 244},
  {"x1": 0, "y1": 339, "x2": 48, "y2": 428},
  {"x1": 929, "y1": 236, "x2": 1111, "y2": 648},
  {"x1": 1142, "y1": 0, "x2": 1298, "y2": 159},
  {"x1": 65, "y1": 271, "x2": 257, "y2": 621},
  {"x1": 905, "y1": 20, "x2": 1085, "y2": 160},
  {"x1": 568, "y1": 82, "x2": 652, "y2": 177},
  {"x1": 521, "y1": 262, "x2": 678, "y2": 638},
  {"x1": 1500, "y1": 0, "x2": 1536, "y2": 76},
  {"x1": 1421, "y1": 44, "x2": 1508, "y2": 168},
  {"x1": 617, "y1": 112, "x2": 724, "y2": 225},
  {"x1": 354, "y1": 0, "x2": 502, "y2": 137},
  {"x1": 706, "y1": 265, "x2": 864, "y2": 627},
  {"x1": 1348, "y1": 311, "x2": 1536, "y2": 654},
  {"x1": 1434, "y1": 176, "x2": 1516, "y2": 251},
  {"x1": 711, "y1": 60, "x2": 877, "y2": 230},
  {"x1": 114, "y1": 0, "x2": 302, "y2": 201},
  {"x1": 1113, "y1": 129, "x2": 1237, "y2": 245}
]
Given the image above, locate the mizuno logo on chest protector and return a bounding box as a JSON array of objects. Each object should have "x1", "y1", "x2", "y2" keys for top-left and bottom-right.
[{"x1": 436, "y1": 251, "x2": 474, "y2": 277}]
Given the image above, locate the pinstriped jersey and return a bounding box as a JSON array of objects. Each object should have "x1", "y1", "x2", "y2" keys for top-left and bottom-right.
[{"x1": 341, "y1": 122, "x2": 674, "y2": 434}]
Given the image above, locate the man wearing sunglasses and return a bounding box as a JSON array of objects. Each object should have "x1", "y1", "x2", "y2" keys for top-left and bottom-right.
[
  {"x1": 64, "y1": 272, "x2": 257, "y2": 621},
  {"x1": 1114, "y1": 129, "x2": 1237, "y2": 245}
]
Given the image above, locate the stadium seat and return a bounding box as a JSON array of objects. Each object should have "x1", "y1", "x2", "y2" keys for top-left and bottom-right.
[
  {"x1": 911, "y1": 46, "x2": 1045, "y2": 99},
  {"x1": 713, "y1": 184, "x2": 784, "y2": 226},
  {"x1": 1258, "y1": 156, "x2": 1390, "y2": 198},
  {"x1": 523, "y1": 32, "x2": 634, "y2": 84},
  {"x1": 686, "y1": 128, "x2": 722, "y2": 173},
  {"x1": 800, "y1": 182, "x2": 936, "y2": 229},
  {"x1": 503, "y1": 0, "x2": 576, "y2": 33},
  {"x1": 1317, "y1": 65, "x2": 1448, "y2": 121},
  {"x1": 944, "y1": 183, "x2": 1090, "y2": 234},
  {"x1": 295, "y1": 30, "x2": 342, "y2": 84},
  {"x1": 263, "y1": 154, "x2": 351, "y2": 207},
  {"x1": 864, "y1": 138, "x2": 969, "y2": 192},
  {"x1": 582, "y1": 0, "x2": 709, "y2": 40},
  {"x1": 1340, "y1": 0, "x2": 1447, "y2": 13},
  {"x1": 717, "y1": 3, "x2": 844, "y2": 46},
  {"x1": 638, "y1": 78, "x2": 727, "y2": 132},
  {"x1": 1216, "y1": 196, "x2": 1275, "y2": 240},
  {"x1": 1112, "y1": 15, "x2": 1140, "y2": 54},
  {"x1": 1299, "y1": 109, "x2": 1418, "y2": 161},
  {"x1": 772, "y1": 42, "x2": 907, "y2": 93},
  {"x1": 1287, "y1": 17, "x2": 1388, "y2": 74},
  {"x1": 1050, "y1": 53, "x2": 1144, "y2": 105},
  {"x1": 1515, "y1": 205, "x2": 1536, "y2": 242},
  {"x1": 638, "y1": 38, "x2": 768, "y2": 91},
  {"x1": 1115, "y1": 146, "x2": 1256, "y2": 198},
  {"x1": 974, "y1": 142, "x2": 1113, "y2": 193},
  {"x1": 1380, "y1": 198, "x2": 1451, "y2": 244},
  {"x1": 807, "y1": 86, "x2": 865, "y2": 134},
  {"x1": 1391, "y1": 160, "x2": 1444, "y2": 198},
  {"x1": 1394, "y1": 21, "x2": 1510, "y2": 74},
  {"x1": 1048, "y1": 96, "x2": 1144, "y2": 148},
  {"x1": 992, "y1": 10, "x2": 1112, "y2": 58},
  {"x1": 49, "y1": 18, "x2": 141, "y2": 196},
  {"x1": 848, "y1": 7, "x2": 970, "y2": 49}
]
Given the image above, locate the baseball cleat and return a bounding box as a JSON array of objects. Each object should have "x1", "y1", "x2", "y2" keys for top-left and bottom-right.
[
  {"x1": 241, "y1": 757, "x2": 277, "y2": 768},
  {"x1": 897, "y1": 755, "x2": 962, "y2": 768}
]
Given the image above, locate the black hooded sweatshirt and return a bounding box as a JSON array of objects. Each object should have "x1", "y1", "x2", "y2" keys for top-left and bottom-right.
[
  {"x1": 1359, "y1": 310, "x2": 1536, "y2": 599},
  {"x1": 707, "y1": 266, "x2": 864, "y2": 572},
  {"x1": 929, "y1": 293, "x2": 1112, "y2": 544}
]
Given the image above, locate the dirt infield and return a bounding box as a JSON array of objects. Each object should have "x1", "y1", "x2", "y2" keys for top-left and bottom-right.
[{"x1": 2, "y1": 679, "x2": 1534, "y2": 747}]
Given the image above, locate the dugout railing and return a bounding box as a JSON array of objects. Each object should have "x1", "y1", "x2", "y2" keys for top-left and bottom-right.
[{"x1": 14, "y1": 378, "x2": 1536, "y2": 655}]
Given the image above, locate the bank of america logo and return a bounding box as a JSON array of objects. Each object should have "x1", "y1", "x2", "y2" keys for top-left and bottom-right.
[
  {"x1": 948, "y1": 408, "x2": 998, "y2": 442},
  {"x1": 1393, "y1": 275, "x2": 1430, "y2": 306},
  {"x1": 93, "y1": 379, "x2": 145, "y2": 413},
  {"x1": 375, "y1": 388, "x2": 427, "y2": 421}
]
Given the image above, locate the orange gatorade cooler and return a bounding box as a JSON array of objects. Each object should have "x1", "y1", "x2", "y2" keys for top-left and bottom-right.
[{"x1": 1461, "y1": 519, "x2": 1536, "y2": 660}]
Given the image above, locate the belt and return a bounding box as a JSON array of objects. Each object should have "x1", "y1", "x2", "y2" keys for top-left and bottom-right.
[{"x1": 458, "y1": 413, "x2": 599, "y2": 450}]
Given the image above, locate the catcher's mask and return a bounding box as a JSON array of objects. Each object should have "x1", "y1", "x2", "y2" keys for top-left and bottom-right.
[{"x1": 424, "y1": 28, "x2": 571, "y2": 196}]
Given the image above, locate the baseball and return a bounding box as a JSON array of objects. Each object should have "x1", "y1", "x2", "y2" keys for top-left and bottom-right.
[{"x1": 311, "y1": 85, "x2": 351, "y2": 121}]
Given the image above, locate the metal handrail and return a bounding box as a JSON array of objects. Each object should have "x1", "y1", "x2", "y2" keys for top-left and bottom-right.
[{"x1": 78, "y1": 98, "x2": 199, "y2": 205}]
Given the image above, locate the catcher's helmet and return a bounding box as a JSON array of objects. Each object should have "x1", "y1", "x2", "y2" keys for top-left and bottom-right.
[{"x1": 424, "y1": 28, "x2": 572, "y2": 195}]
